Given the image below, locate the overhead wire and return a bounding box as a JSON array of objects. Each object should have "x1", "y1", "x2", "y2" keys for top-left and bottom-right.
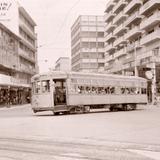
[{"x1": 38, "y1": 0, "x2": 81, "y2": 49}]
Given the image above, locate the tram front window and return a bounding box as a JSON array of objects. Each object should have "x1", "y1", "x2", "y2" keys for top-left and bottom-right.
[
  {"x1": 53, "y1": 79, "x2": 66, "y2": 105},
  {"x1": 42, "y1": 80, "x2": 50, "y2": 93}
]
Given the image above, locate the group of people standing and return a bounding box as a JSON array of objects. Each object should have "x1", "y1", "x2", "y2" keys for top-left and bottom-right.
[{"x1": 0, "y1": 86, "x2": 31, "y2": 107}]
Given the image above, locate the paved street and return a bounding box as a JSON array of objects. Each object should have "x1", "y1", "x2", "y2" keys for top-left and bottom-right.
[{"x1": 0, "y1": 104, "x2": 160, "y2": 159}]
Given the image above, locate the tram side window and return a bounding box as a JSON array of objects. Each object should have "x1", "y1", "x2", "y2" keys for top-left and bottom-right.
[
  {"x1": 121, "y1": 88, "x2": 126, "y2": 94},
  {"x1": 141, "y1": 88, "x2": 147, "y2": 94},
  {"x1": 42, "y1": 80, "x2": 50, "y2": 93},
  {"x1": 78, "y1": 86, "x2": 85, "y2": 94},
  {"x1": 86, "y1": 86, "x2": 91, "y2": 94},
  {"x1": 98, "y1": 87, "x2": 105, "y2": 94},
  {"x1": 92, "y1": 87, "x2": 98, "y2": 94},
  {"x1": 35, "y1": 81, "x2": 41, "y2": 94},
  {"x1": 105, "y1": 87, "x2": 110, "y2": 94},
  {"x1": 115, "y1": 87, "x2": 121, "y2": 94},
  {"x1": 110, "y1": 87, "x2": 115, "y2": 94}
]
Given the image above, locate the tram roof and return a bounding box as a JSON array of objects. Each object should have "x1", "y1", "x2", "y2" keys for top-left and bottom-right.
[{"x1": 32, "y1": 71, "x2": 146, "y2": 82}]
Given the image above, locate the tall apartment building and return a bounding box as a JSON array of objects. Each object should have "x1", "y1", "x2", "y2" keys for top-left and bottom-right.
[
  {"x1": 71, "y1": 15, "x2": 105, "y2": 72},
  {"x1": 55, "y1": 57, "x2": 71, "y2": 72},
  {"x1": 0, "y1": 1, "x2": 37, "y2": 105},
  {"x1": 104, "y1": 0, "x2": 160, "y2": 102}
]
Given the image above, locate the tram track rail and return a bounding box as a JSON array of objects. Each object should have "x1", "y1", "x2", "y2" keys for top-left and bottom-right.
[{"x1": 0, "y1": 137, "x2": 159, "y2": 160}]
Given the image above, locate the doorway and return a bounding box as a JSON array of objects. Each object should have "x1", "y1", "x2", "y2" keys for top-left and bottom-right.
[{"x1": 53, "y1": 79, "x2": 66, "y2": 105}]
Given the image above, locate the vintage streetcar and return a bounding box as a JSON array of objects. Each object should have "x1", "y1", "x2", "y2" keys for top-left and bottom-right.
[{"x1": 31, "y1": 71, "x2": 148, "y2": 115}]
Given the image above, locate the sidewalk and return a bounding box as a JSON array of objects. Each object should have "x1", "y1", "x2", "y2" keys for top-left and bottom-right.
[{"x1": 0, "y1": 104, "x2": 31, "y2": 111}]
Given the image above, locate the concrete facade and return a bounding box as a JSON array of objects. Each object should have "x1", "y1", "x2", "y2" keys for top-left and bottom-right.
[
  {"x1": 71, "y1": 15, "x2": 105, "y2": 72},
  {"x1": 104, "y1": 0, "x2": 160, "y2": 102}
]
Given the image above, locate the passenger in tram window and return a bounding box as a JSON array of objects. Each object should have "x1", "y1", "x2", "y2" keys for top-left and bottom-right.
[
  {"x1": 77, "y1": 86, "x2": 81, "y2": 93},
  {"x1": 125, "y1": 88, "x2": 130, "y2": 94},
  {"x1": 105, "y1": 87, "x2": 110, "y2": 94},
  {"x1": 98, "y1": 87, "x2": 102, "y2": 94},
  {"x1": 92, "y1": 87, "x2": 97, "y2": 94},
  {"x1": 101, "y1": 88, "x2": 105, "y2": 94},
  {"x1": 86, "y1": 86, "x2": 91, "y2": 94},
  {"x1": 121, "y1": 88, "x2": 125, "y2": 94},
  {"x1": 78, "y1": 86, "x2": 85, "y2": 94},
  {"x1": 110, "y1": 87, "x2": 115, "y2": 94},
  {"x1": 130, "y1": 88, "x2": 135, "y2": 94}
]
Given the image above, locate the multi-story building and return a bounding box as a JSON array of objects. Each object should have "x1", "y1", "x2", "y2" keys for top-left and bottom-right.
[
  {"x1": 55, "y1": 57, "x2": 71, "y2": 72},
  {"x1": 1, "y1": 0, "x2": 38, "y2": 84},
  {"x1": 0, "y1": 1, "x2": 37, "y2": 105},
  {"x1": 104, "y1": 0, "x2": 160, "y2": 102},
  {"x1": 71, "y1": 15, "x2": 105, "y2": 72}
]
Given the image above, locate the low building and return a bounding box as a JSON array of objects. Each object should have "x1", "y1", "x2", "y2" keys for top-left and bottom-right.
[{"x1": 55, "y1": 57, "x2": 71, "y2": 72}]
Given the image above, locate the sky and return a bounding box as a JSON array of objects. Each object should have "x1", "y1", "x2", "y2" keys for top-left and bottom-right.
[{"x1": 18, "y1": 0, "x2": 107, "y2": 72}]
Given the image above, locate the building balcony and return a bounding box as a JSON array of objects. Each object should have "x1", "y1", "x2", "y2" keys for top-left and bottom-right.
[
  {"x1": 140, "y1": 11, "x2": 160, "y2": 30},
  {"x1": 105, "y1": 32, "x2": 116, "y2": 42},
  {"x1": 125, "y1": 26, "x2": 142, "y2": 40},
  {"x1": 137, "y1": 50, "x2": 153, "y2": 63},
  {"x1": 19, "y1": 48, "x2": 35, "y2": 63},
  {"x1": 105, "y1": 62, "x2": 115, "y2": 70},
  {"x1": 138, "y1": 50, "x2": 160, "y2": 64},
  {"x1": 140, "y1": 29, "x2": 160, "y2": 45},
  {"x1": 97, "y1": 48, "x2": 105, "y2": 52},
  {"x1": 97, "y1": 59, "x2": 105, "y2": 63},
  {"x1": 81, "y1": 37, "x2": 97, "y2": 42},
  {"x1": 124, "y1": 0, "x2": 142, "y2": 14},
  {"x1": 113, "y1": 11, "x2": 128, "y2": 24},
  {"x1": 20, "y1": 37, "x2": 36, "y2": 52},
  {"x1": 125, "y1": 11, "x2": 142, "y2": 27},
  {"x1": 81, "y1": 48, "x2": 105, "y2": 53},
  {"x1": 140, "y1": 0, "x2": 160, "y2": 15},
  {"x1": 107, "y1": 54, "x2": 114, "y2": 62},
  {"x1": 105, "y1": 0, "x2": 116, "y2": 13},
  {"x1": 109, "y1": 62, "x2": 123, "y2": 73},
  {"x1": 112, "y1": 0, "x2": 128, "y2": 14},
  {"x1": 20, "y1": 64, "x2": 36, "y2": 74},
  {"x1": 113, "y1": 35, "x2": 127, "y2": 47},
  {"x1": 19, "y1": 21, "x2": 37, "y2": 40},
  {"x1": 123, "y1": 56, "x2": 134, "y2": 64},
  {"x1": 104, "y1": 12, "x2": 116, "y2": 22},
  {"x1": 105, "y1": 43, "x2": 116, "y2": 52},
  {"x1": 113, "y1": 23, "x2": 128, "y2": 36},
  {"x1": 114, "y1": 48, "x2": 127, "y2": 59},
  {"x1": 105, "y1": 21, "x2": 117, "y2": 33},
  {"x1": 97, "y1": 37, "x2": 105, "y2": 42},
  {"x1": 126, "y1": 40, "x2": 141, "y2": 52},
  {"x1": 71, "y1": 39, "x2": 80, "y2": 49}
]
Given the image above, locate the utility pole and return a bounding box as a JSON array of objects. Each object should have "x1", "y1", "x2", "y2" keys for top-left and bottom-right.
[{"x1": 134, "y1": 46, "x2": 138, "y2": 76}]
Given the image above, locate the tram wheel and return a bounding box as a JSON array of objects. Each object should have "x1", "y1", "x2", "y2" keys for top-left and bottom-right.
[{"x1": 32, "y1": 109, "x2": 37, "y2": 113}]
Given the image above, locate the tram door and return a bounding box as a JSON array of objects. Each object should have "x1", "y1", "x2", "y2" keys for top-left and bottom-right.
[{"x1": 53, "y1": 79, "x2": 66, "y2": 105}]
